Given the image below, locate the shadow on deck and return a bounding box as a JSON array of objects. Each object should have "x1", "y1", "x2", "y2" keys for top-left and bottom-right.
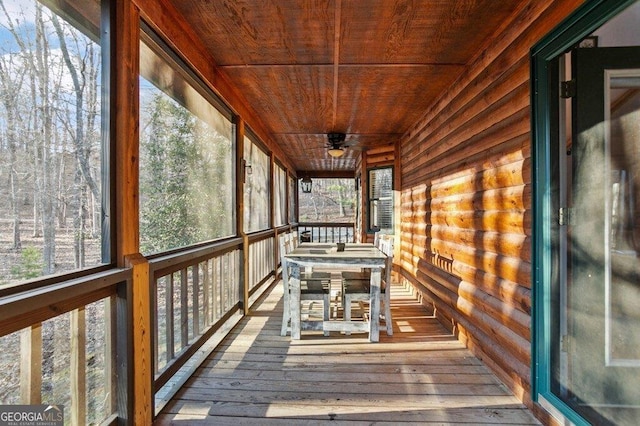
[{"x1": 155, "y1": 281, "x2": 539, "y2": 425}]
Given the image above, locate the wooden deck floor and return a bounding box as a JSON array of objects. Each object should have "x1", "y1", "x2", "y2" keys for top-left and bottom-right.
[{"x1": 155, "y1": 280, "x2": 540, "y2": 425}]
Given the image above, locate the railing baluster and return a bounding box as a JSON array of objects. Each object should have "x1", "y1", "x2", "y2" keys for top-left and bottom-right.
[
  {"x1": 213, "y1": 257, "x2": 219, "y2": 322},
  {"x1": 202, "y1": 261, "x2": 210, "y2": 328},
  {"x1": 71, "y1": 307, "x2": 87, "y2": 425},
  {"x1": 180, "y1": 269, "x2": 188, "y2": 348},
  {"x1": 20, "y1": 324, "x2": 42, "y2": 404},
  {"x1": 153, "y1": 279, "x2": 159, "y2": 374},
  {"x1": 106, "y1": 295, "x2": 116, "y2": 414},
  {"x1": 166, "y1": 275, "x2": 174, "y2": 363},
  {"x1": 193, "y1": 264, "x2": 200, "y2": 336},
  {"x1": 217, "y1": 256, "x2": 224, "y2": 315}
]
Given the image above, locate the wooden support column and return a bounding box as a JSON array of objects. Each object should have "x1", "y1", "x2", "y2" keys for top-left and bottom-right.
[
  {"x1": 113, "y1": 0, "x2": 152, "y2": 423},
  {"x1": 360, "y1": 150, "x2": 368, "y2": 243},
  {"x1": 126, "y1": 254, "x2": 151, "y2": 424},
  {"x1": 393, "y1": 139, "x2": 401, "y2": 260},
  {"x1": 270, "y1": 152, "x2": 277, "y2": 280},
  {"x1": 236, "y1": 118, "x2": 249, "y2": 314}
]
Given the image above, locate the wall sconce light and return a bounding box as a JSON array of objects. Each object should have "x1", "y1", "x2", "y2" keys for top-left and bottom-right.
[
  {"x1": 242, "y1": 159, "x2": 252, "y2": 183},
  {"x1": 301, "y1": 176, "x2": 312, "y2": 193}
]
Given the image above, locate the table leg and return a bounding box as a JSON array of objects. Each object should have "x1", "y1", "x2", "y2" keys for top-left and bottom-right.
[
  {"x1": 290, "y1": 264, "x2": 301, "y2": 340},
  {"x1": 369, "y1": 268, "x2": 381, "y2": 342}
]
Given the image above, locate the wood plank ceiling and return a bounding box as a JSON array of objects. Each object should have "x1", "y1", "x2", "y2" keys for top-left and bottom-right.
[{"x1": 168, "y1": 0, "x2": 524, "y2": 174}]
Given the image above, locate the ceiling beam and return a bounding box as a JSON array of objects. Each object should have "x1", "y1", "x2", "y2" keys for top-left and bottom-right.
[{"x1": 295, "y1": 170, "x2": 355, "y2": 179}]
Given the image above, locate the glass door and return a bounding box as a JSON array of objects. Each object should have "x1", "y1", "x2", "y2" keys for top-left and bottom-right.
[{"x1": 563, "y1": 45, "x2": 640, "y2": 425}]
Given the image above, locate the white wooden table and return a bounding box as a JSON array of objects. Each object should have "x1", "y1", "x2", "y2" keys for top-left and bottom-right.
[{"x1": 284, "y1": 243, "x2": 387, "y2": 342}]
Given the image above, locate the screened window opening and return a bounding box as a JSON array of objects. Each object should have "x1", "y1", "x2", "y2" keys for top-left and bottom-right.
[
  {"x1": 139, "y1": 34, "x2": 234, "y2": 255},
  {"x1": 288, "y1": 175, "x2": 296, "y2": 223},
  {"x1": 243, "y1": 136, "x2": 270, "y2": 233},
  {"x1": 368, "y1": 167, "x2": 393, "y2": 232},
  {"x1": 0, "y1": 0, "x2": 106, "y2": 288},
  {"x1": 274, "y1": 164, "x2": 287, "y2": 227}
]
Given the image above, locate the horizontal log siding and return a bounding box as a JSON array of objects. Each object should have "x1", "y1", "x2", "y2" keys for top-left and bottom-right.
[{"x1": 398, "y1": 0, "x2": 583, "y2": 407}]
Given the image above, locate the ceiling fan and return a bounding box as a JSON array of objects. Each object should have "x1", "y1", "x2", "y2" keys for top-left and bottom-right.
[{"x1": 326, "y1": 132, "x2": 347, "y2": 158}]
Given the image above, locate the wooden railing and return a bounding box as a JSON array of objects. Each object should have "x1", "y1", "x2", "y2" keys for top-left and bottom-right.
[
  {"x1": 148, "y1": 238, "x2": 243, "y2": 392},
  {"x1": 247, "y1": 230, "x2": 276, "y2": 297},
  {"x1": 0, "y1": 224, "x2": 342, "y2": 423},
  {"x1": 0, "y1": 268, "x2": 132, "y2": 425},
  {"x1": 298, "y1": 222, "x2": 355, "y2": 243}
]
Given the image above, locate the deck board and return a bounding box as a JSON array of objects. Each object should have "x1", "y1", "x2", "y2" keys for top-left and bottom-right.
[{"x1": 155, "y1": 281, "x2": 540, "y2": 425}]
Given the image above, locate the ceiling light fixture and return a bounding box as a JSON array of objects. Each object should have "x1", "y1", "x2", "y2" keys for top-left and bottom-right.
[
  {"x1": 327, "y1": 147, "x2": 345, "y2": 158},
  {"x1": 327, "y1": 132, "x2": 347, "y2": 158},
  {"x1": 300, "y1": 176, "x2": 313, "y2": 193}
]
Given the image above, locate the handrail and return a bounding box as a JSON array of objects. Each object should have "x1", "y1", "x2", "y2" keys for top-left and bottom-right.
[
  {"x1": 0, "y1": 267, "x2": 132, "y2": 424},
  {"x1": 247, "y1": 228, "x2": 275, "y2": 244},
  {"x1": 149, "y1": 237, "x2": 242, "y2": 277},
  {"x1": 298, "y1": 221, "x2": 354, "y2": 227},
  {"x1": 297, "y1": 222, "x2": 355, "y2": 243},
  {"x1": 0, "y1": 264, "x2": 115, "y2": 298},
  {"x1": 0, "y1": 268, "x2": 131, "y2": 337}
]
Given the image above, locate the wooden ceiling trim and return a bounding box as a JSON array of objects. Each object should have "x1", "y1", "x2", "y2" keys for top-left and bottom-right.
[
  {"x1": 134, "y1": 0, "x2": 295, "y2": 171},
  {"x1": 332, "y1": 0, "x2": 342, "y2": 129},
  {"x1": 339, "y1": 0, "x2": 519, "y2": 65},
  {"x1": 297, "y1": 170, "x2": 355, "y2": 179},
  {"x1": 173, "y1": 0, "x2": 335, "y2": 66},
  {"x1": 336, "y1": 65, "x2": 464, "y2": 134},
  {"x1": 162, "y1": 0, "x2": 531, "y2": 174},
  {"x1": 402, "y1": 0, "x2": 551, "y2": 144},
  {"x1": 402, "y1": 0, "x2": 583, "y2": 166},
  {"x1": 223, "y1": 65, "x2": 335, "y2": 134},
  {"x1": 401, "y1": 55, "x2": 531, "y2": 164}
]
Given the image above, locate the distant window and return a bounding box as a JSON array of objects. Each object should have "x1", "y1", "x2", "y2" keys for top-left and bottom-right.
[
  {"x1": 298, "y1": 178, "x2": 356, "y2": 222},
  {"x1": 139, "y1": 34, "x2": 234, "y2": 255},
  {"x1": 368, "y1": 167, "x2": 393, "y2": 232},
  {"x1": 288, "y1": 175, "x2": 296, "y2": 223},
  {"x1": 243, "y1": 136, "x2": 270, "y2": 232},
  {"x1": 274, "y1": 164, "x2": 286, "y2": 226},
  {"x1": 0, "y1": 0, "x2": 106, "y2": 288}
]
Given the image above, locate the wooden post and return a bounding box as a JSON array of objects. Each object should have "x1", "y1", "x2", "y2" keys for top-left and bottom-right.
[
  {"x1": 126, "y1": 253, "x2": 152, "y2": 425},
  {"x1": 360, "y1": 150, "x2": 368, "y2": 243},
  {"x1": 236, "y1": 117, "x2": 249, "y2": 314},
  {"x1": 113, "y1": 0, "x2": 152, "y2": 422},
  {"x1": 393, "y1": 139, "x2": 401, "y2": 262}
]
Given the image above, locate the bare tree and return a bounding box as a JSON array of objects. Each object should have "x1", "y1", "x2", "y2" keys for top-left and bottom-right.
[
  {"x1": 0, "y1": 53, "x2": 26, "y2": 250},
  {"x1": 1, "y1": 1, "x2": 64, "y2": 273},
  {"x1": 52, "y1": 15, "x2": 100, "y2": 268}
]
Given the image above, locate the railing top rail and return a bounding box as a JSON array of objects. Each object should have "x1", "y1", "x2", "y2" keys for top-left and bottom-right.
[
  {"x1": 0, "y1": 264, "x2": 116, "y2": 299},
  {"x1": 149, "y1": 237, "x2": 242, "y2": 277},
  {"x1": 246, "y1": 229, "x2": 275, "y2": 244},
  {"x1": 298, "y1": 222, "x2": 355, "y2": 227},
  {"x1": 0, "y1": 268, "x2": 131, "y2": 337}
]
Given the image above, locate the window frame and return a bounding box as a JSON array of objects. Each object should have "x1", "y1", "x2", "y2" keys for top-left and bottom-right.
[
  {"x1": 138, "y1": 23, "x2": 237, "y2": 255},
  {"x1": 366, "y1": 166, "x2": 394, "y2": 233},
  {"x1": 0, "y1": 0, "x2": 113, "y2": 295}
]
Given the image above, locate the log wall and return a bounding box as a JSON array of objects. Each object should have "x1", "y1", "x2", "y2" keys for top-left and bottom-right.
[{"x1": 398, "y1": 0, "x2": 583, "y2": 407}]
